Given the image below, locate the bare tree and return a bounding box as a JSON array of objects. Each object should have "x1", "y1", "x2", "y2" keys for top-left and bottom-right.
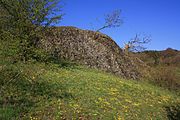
[
  {"x1": 96, "y1": 10, "x2": 123, "y2": 32},
  {"x1": 124, "y1": 34, "x2": 151, "y2": 52}
]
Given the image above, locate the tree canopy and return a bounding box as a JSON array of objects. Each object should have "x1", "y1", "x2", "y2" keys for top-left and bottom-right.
[{"x1": 0, "y1": 0, "x2": 63, "y2": 61}]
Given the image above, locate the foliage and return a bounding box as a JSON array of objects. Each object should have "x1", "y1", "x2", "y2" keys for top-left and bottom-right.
[
  {"x1": 148, "y1": 66, "x2": 180, "y2": 92},
  {"x1": 0, "y1": 0, "x2": 63, "y2": 61},
  {"x1": 160, "y1": 48, "x2": 180, "y2": 66},
  {"x1": 136, "y1": 49, "x2": 180, "y2": 66},
  {"x1": 133, "y1": 49, "x2": 180, "y2": 94},
  {"x1": 143, "y1": 50, "x2": 161, "y2": 65},
  {"x1": 165, "y1": 104, "x2": 180, "y2": 120}
]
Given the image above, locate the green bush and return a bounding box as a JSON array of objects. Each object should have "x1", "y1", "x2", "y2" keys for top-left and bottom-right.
[{"x1": 0, "y1": 0, "x2": 63, "y2": 62}]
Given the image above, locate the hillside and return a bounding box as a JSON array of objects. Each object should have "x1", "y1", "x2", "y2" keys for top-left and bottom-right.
[
  {"x1": 1, "y1": 61, "x2": 180, "y2": 120},
  {"x1": 132, "y1": 48, "x2": 180, "y2": 91},
  {"x1": 1, "y1": 1, "x2": 180, "y2": 120},
  {"x1": 135, "y1": 48, "x2": 180, "y2": 66}
]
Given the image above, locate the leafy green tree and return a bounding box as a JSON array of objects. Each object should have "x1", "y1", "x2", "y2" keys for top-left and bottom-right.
[{"x1": 0, "y1": 0, "x2": 63, "y2": 61}]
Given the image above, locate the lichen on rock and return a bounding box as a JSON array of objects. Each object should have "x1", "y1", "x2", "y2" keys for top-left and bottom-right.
[{"x1": 42, "y1": 26, "x2": 140, "y2": 79}]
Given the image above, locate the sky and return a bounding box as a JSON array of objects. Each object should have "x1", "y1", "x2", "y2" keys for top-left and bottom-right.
[{"x1": 58, "y1": 0, "x2": 180, "y2": 50}]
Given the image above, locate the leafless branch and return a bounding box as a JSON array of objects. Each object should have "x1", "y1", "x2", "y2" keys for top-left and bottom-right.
[
  {"x1": 124, "y1": 34, "x2": 151, "y2": 52},
  {"x1": 96, "y1": 10, "x2": 123, "y2": 32}
]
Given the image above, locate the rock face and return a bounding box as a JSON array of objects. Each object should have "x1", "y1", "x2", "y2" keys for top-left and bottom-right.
[{"x1": 43, "y1": 26, "x2": 140, "y2": 79}]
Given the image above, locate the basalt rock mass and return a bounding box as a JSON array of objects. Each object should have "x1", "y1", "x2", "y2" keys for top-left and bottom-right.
[{"x1": 43, "y1": 26, "x2": 140, "y2": 79}]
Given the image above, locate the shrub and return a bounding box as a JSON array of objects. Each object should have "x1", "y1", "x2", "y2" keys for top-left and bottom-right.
[
  {"x1": 165, "y1": 104, "x2": 180, "y2": 120},
  {"x1": 148, "y1": 66, "x2": 180, "y2": 91}
]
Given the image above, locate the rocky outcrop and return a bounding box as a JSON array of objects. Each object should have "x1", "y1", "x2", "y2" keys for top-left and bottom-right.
[{"x1": 43, "y1": 26, "x2": 140, "y2": 79}]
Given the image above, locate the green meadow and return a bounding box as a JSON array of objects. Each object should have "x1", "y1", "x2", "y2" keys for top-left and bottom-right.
[{"x1": 1, "y1": 61, "x2": 179, "y2": 120}]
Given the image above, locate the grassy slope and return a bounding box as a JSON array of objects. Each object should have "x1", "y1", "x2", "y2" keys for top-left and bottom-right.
[{"x1": 0, "y1": 61, "x2": 180, "y2": 120}]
